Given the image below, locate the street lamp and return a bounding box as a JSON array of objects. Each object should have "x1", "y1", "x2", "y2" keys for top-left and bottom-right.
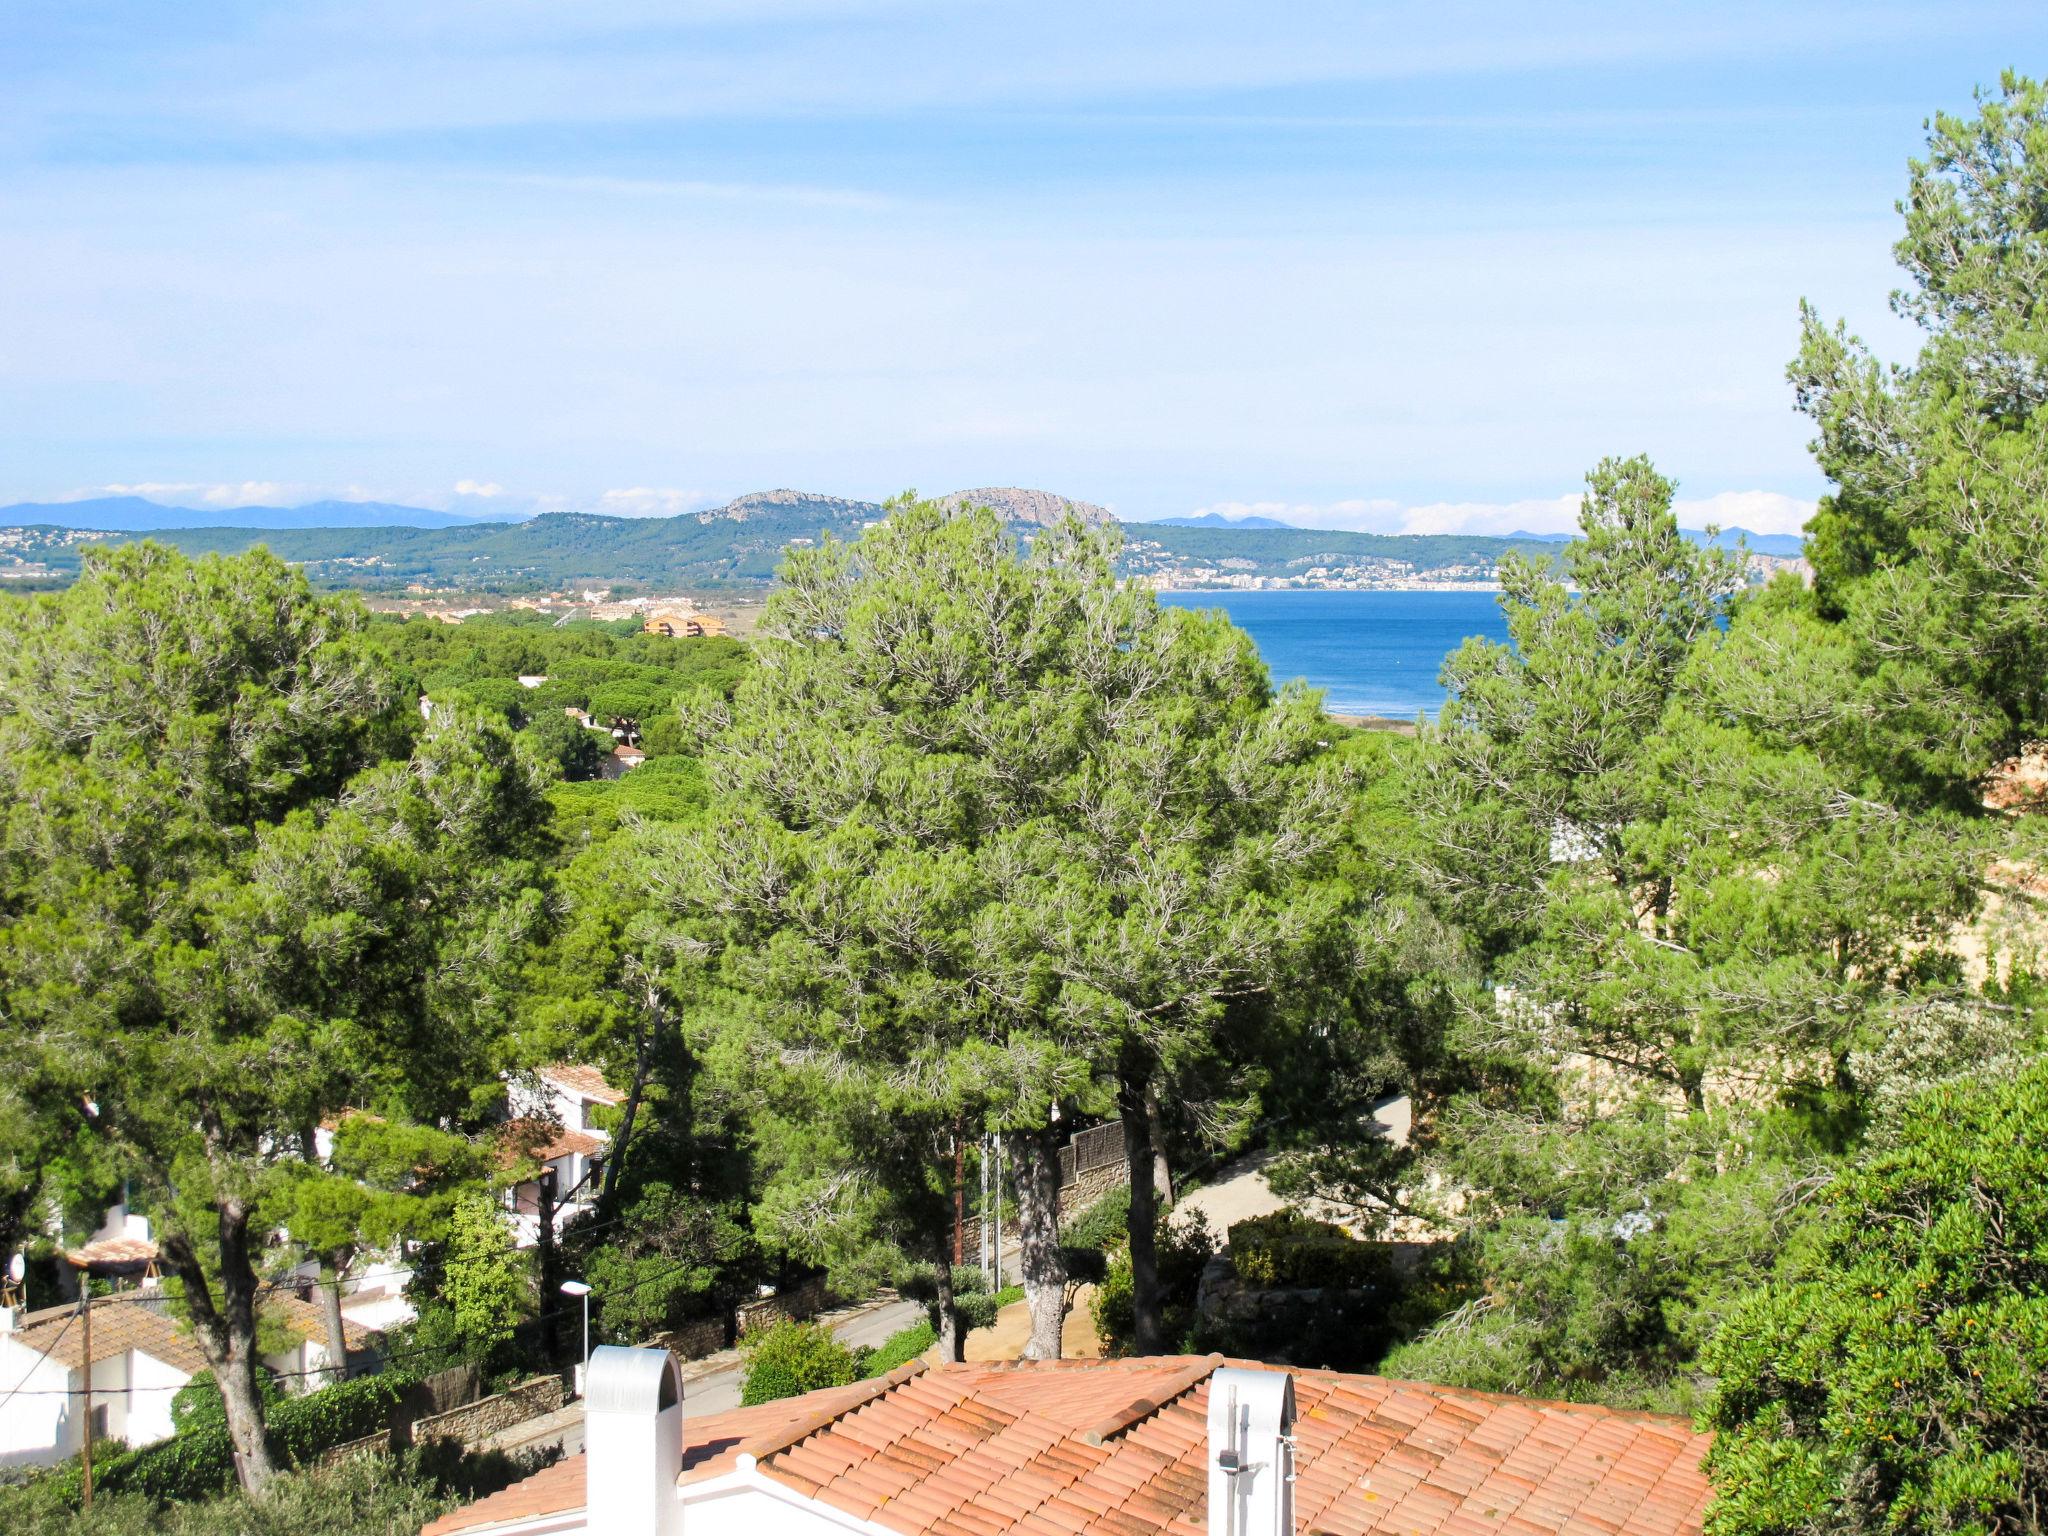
[{"x1": 560, "y1": 1279, "x2": 592, "y2": 1395}]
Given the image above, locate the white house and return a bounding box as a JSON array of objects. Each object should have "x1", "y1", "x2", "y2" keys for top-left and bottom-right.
[
  {"x1": 0, "y1": 1292, "x2": 367, "y2": 1469},
  {"x1": 419, "y1": 1351, "x2": 1714, "y2": 1536},
  {"x1": 501, "y1": 1065, "x2": 625, "y2": 1250}
]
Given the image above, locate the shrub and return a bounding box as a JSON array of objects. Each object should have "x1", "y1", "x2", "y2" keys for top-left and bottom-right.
[
  {"x1": 266, "y1": 1371, "x2": 415, "y2": 1464},
  {"x1": 0, "y1": 1441, "x2": 555, "y2": 1536},
  {"x1": 64, "y1": 1370, "x2": 422, "y2": 1506},
  {"x1": 1093, "y1": 1214, "x2": 1217, "y2": 1357},
  {"x1": 1060, "y1": 1186, "x2": 1130, "y2": 1252},
  {"x1": 1703, "y1": 1064, "x2": 2048, "y2": 1536},
  {"x1": 738, "y1": 1321, "x2": 857, "y2": 1406},
  {"x1": 1229, "y1": 1211, "x2": 1388, "y2": 1290},
  {"x1": 857, "y1": 1321, "x2": 936, "y2": 1378},
  {"x1": 169, "y1": 1370, "x2": 283, "y2": 1434}
]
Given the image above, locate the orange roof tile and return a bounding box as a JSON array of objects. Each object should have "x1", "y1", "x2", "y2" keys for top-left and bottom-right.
[
  {"x1": 424, "y1": 1357, "x2": 1712, "y2": 1536},
  {"x1": 7, "y1": 1291, "x2": 370, "y2": 1376},
  {"x1": 63, "y1": 1235, "x2": 160, "y2": 1271},
  {"x1": 539, "y1": 1064, "x2": 627, "y2": 1106},
  {"x1": 497, "y1": 1119, "x2": 606, "y2": 1168}
]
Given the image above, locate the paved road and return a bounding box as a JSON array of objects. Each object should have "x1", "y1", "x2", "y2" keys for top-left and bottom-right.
[
  {"x1": 483, "y1": 1295, "x2": 930, "y2": 1458},
  {"x1": 677, "y1": 1297, "x2": 925, "y2": 1421}
]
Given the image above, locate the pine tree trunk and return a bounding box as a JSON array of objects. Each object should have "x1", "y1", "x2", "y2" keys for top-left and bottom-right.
[
  {"x1": 1118, "y1": 1062, "x2": 1164, "y2": 1354},
  {"x1": 317, "y1": 1257, "x2": 351, "y2": 1383},
  {"x1": 164, "y1": 1195, "x2": 281, "y2": 1493},
  {"x1": 1145, "y1": 1082, "x2": 1175, "y2": 1209},
  {"x1": 931, "y1": 1245, "x2": 964, "y2": 1363},
  {"x1": 1008, "y1": 1125, "x2": 1067, "y2": 1360}
]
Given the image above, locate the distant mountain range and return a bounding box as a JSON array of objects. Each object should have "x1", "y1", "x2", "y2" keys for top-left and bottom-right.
[
  {"x1": 1506, "y1": 526, "x2": 1805, "y2": 558},
  {"x1": 0, "y1": 496, "x2": 525, "y2": 532},
  {"x1": 1143, "y1": 512, "x2": 1292, "y2": 529},
  {"x1": 0, "y1": 487, "x2": 1804, "y2": 594}
]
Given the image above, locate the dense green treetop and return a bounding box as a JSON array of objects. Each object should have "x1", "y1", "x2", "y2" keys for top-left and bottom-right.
[
  {"x1": 1704, "y1": 1062, "x2": 2048, "y2": 1536},
  {"x1": 0, "y1": 544, "x2": 555, "y2": 1489},
  {"x1": 1794, "y1": 71, "x2": 2048, "y2": 790}
]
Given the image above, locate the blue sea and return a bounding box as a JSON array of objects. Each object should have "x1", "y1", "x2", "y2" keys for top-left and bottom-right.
[{"x1": 1156, "y1": 589, "x2": 1509, "y2": 721}]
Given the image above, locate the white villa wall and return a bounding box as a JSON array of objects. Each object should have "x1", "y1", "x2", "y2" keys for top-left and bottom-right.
[
  {"x1": 122, "y1": 1350, "x2": 186, "y2": 1448},
  {"x1": 0, "y1": 1334, "x2": 76, "y2": 1467}
]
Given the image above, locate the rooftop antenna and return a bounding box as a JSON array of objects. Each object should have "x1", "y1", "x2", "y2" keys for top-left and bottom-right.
[{"x1": 2, "y1": 1252, "x2": 24, "y2": 1309}]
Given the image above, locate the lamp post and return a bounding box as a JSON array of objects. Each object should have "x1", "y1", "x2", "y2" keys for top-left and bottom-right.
[{"x1": 560, "y1": 1280, "x2": 592, "y2": 1396}]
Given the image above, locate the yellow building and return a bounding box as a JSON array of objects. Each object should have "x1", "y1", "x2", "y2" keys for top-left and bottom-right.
[{"x1": 641, "y1": 609, "x2": 726, "y2": 639}]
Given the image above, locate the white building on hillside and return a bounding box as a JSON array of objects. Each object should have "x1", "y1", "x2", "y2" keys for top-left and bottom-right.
[{"x1": 0, "y1": 1292, "x2": 367, "y2": 1469}]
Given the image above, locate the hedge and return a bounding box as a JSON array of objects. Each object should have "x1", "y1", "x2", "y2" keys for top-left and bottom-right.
[
  {"x1": 1059, "y1": 1186, "x2": 1130, "y2": 1252},
  {"x1": 1228, "y1": 1212, "x2": 1388, "y2": 1290},
  {"x1": 75, "y1": 1371, "x2": 418, "y2": 1504},
  {"x1": 857, "y1": 1321, "x2": 936, "y2": 1378}
]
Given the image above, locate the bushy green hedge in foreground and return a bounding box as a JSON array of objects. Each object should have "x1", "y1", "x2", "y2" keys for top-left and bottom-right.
[
  {"x1": 29, "y1": 1371, "x2": 418, "y2": 1507},
  {"x1": 1, "y1": 1440, "x2": 548, "y2": 1536}
]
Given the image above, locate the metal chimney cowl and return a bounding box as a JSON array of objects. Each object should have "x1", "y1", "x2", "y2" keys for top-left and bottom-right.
[
  {"x1": 586, "y1": 1345, "x2": 686, "y2": 1536},
  {"x1": 1206, "y1": 1367, "x2": 1296, "y2": 1536}
]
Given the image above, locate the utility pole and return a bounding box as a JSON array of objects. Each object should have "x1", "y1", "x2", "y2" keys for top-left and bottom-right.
[
  {"x1": 76, "y1": 1278, "x2": 93, "y2": 1511},
  {"x1": 952, "y1": 1123, "x2": 966, "y2": 1267}
]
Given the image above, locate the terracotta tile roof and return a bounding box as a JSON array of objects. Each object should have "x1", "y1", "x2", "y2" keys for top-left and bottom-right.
[
  {"x1": 421, "y1": 1381, "x2": 887, "y2": 1536},
  {"x1": 539, "y1": 1064, "x2": 626, "y2": 1106},
  {"x1": 63, "y1": 1235, "x2": 160, "y2": 1271},
  {"x1": 422, "y1": 1357, "x2": 1713, "y2": 1536},
  {"x1": 6, "y1": 1291, "x2": 369, "y2": 1376},
  {"x1": 497, "y1": 1119, "x2": 607, "y2": 1169}
]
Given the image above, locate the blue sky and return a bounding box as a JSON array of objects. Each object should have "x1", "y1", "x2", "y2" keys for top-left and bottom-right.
[{"x1": 3, "y1": 3, "x2": 2041, "y2": 533}]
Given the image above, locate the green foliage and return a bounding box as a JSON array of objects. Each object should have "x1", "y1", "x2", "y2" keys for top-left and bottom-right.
[
  {"x1": 577, "y1": 1183, "x2": 747, "y2": 1343},
  {"x1": 520, "y1": 710, "x2": 606, "y2": 780},
  {"x1": 647, "y1": 496, "x2": 1359, "y2": 1356},
  {"x1": 1092, "y1": 1214, "x2": 1217, "y2": 1357},
  {"x1": 1228, "y1": 1212, "x2": 1389, "y2": 1290},
  {"x1": 1703, "y1": 1065, "x2": 2048, "y2": 1536},
  {"x1": 738, "y1": 1320, "x2": 858, "y2": 1406},
  {"x1": 1792, "y1": 72, "x2": 2048, "y2": 783},
  {"x1": 442, "y1": 1195, "x2": 530, "y2": 1353},
  {"x1": 857, "y1": 1320, "x2": 936, "y2": 1377},
  {"x1": 264, "y1": 1371, "x2": 415, "y2": 1465},
  {"x1": 0, "y1": 1442, "x2": 550, "y2": 1536},
  {"x1": 63, "y1": 1370, "x2": 418, "y2": 1506},
  {"x1": 1059, "y1": 1186, "x2": 1130, "y2": 1252},
  {"x1": 0, "y1": 543, "x2": 556, "y2": 1487},
  {"x1": 169, "y1": 1371, "x2": 282, "y2": 1434}
]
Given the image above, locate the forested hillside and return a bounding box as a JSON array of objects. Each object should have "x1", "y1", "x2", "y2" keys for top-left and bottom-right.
[{"x1": 0, "y1": 499, "x2": 1564, "y2": 594}]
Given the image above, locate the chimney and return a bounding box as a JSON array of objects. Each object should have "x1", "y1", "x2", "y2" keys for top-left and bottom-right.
[
  {"x1": 1207, "y1": 1366, "x2": 1295, "y2": 1536},
  {"x1": 0, "y1": 1305, "x2": 18, "y2": 1333},
  {"x1": 586, "y1": 1346, "x2": 685, "y2": 1536}
]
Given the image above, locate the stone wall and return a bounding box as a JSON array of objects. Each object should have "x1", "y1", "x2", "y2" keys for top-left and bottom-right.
[
  {"x1": 413, "y1": 1375, "x2": 564, "y2": 1446},
  {"x1": 957, "y1": 1152, "x2": 1129, "y2": 1260},
  {"x1": 734, "y1": 1274, "x2": 827, "y2": 1336},
  {"x1": 318, "y1": 1431, "x2": 390, "y2": 1468},
  {"x1": 1062, "y1": 1160, "x2": 1127, "y2": 1213},
  {"x1": 645, "y1": 1314, "x2": 728, "y2": 1361}
]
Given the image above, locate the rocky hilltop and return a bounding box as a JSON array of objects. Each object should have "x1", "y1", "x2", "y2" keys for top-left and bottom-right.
[
  {"x1": 935, "y1": 487, "x2": 1113, "y2": 527},
  {"x1": 697, "y1": 489, "x2": 887, "y2": 523},
  {"x1": 701, "y1": 486, "x2": 1111, "y2": 528}
]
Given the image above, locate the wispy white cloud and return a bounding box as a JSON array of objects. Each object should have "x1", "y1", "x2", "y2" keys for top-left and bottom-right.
[
  {"x1": 596, "y1": 487, "x2": 716, "y2": 518},
  {"x1": 453, "y1": 478, "x2": 505, "y2": 497},
  {"x1": 489, "y1": 174, "x2": 895, "y2": 213},
  {"x1": 85, "y1": 480, "x2": 296, "y2": 507},
  {"x1": 1671, "y1": 490, "x2": 1816, "y2": 536}
]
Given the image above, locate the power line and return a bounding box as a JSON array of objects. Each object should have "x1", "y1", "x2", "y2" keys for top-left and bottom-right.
[
  {"x1": 0, "y1": 1307, "x2": 75, "y2": 1415},
  {"x1": 1, "y1": 1244, "x2": 729, "y2": 1398}
]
